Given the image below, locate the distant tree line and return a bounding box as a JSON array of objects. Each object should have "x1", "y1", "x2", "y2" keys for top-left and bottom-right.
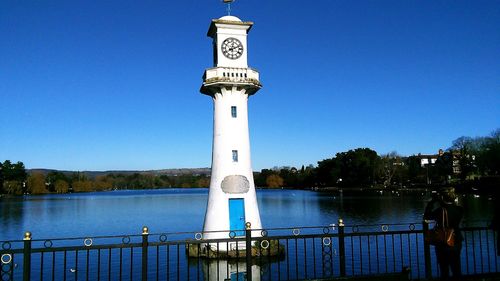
[
  {"x1": 0, "y1": 164, "x2": 210, "y2": 195},
  {"x1": 1, "y1": 129, "x2": 498, "y2": 195},
  {"x1": 253, "y1": 129, "x2": 500, "y2": 190}
]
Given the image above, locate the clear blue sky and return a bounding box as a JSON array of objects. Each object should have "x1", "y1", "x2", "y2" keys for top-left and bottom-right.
[{"x1": 1, "y1": 0, "x2": 499, "y2": 171}]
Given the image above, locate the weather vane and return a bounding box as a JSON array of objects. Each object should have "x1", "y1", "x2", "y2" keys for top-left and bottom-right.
[{"x1": 222, "y1": 0, "x2": 235, "y2": 16}]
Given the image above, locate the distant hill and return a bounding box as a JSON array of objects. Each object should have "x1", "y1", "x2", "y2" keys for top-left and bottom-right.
[{"x1": 28, "y1": 168, "x2": 211, "y2": 179}]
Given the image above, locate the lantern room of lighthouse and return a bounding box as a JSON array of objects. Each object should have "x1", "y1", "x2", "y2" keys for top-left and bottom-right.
[{"x1": 200, "y1": 15, "x2": 263, "y2": 241}]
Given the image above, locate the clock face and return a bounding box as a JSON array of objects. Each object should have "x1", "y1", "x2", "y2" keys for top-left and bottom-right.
[{"x1": 221, "y1": 37, "x2": 244, "y2": 60}]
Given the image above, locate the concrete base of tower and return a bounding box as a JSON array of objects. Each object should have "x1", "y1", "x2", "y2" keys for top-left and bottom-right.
[{"x1": 186, "y1": 240, "x2": 285, "y2": 259}]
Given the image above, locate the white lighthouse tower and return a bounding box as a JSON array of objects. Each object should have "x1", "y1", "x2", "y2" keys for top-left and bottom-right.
[{"x1": 200, "y1": 14, "x2": 263, "y2": 241}]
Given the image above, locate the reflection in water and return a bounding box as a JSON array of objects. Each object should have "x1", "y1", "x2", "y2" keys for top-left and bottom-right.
[
  {"x1": 202, "y1": 259, "x2": 261, "y2": 281},
  {"x1": 0, "y1": 189, "x2": 496, "y2": 281},
  {"x1": 0, "y1": 196, "x2": 25, "y2": 240},
  {"x1": 0, "y1": 189, "x2": 495, "y2": 241}
]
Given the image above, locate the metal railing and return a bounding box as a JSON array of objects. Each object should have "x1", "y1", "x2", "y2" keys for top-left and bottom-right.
[{"x1": 1, "y1": 220, "x2": 498, "y2": 280}]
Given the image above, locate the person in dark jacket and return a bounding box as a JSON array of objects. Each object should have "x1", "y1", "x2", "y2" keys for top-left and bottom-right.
[{"x1": 424, "y1": 187, "x2": 464, "y2": 280}]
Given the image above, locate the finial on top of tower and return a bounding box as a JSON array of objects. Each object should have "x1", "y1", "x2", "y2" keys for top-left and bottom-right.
[{"x1": 222, "y1": 0, "x2": 235, "y2": 16}]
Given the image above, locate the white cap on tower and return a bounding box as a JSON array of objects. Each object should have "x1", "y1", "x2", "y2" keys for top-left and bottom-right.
[{"x1": 219, "y1": 15, "x2": 242, "y2": 22}]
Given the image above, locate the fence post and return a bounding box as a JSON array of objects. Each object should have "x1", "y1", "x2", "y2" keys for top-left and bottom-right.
[
  {"x1": 23, "y1": 231, "x2": 31, "y2": 281},
  {"x1": 142, "y1": 226, "x2": 149, "y2": 281},
  {"x1": 422, "y1": 220, "x2": 432, "y2": 279},
  {"x1": 338, "y1": 218, "x2": 346, "y2": 277},
  {"x1": 245, "y1": 222, "x2": 252, "y2": 281}
]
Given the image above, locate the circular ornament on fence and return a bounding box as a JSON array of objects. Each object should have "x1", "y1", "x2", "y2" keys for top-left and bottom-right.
[
  {"x1": 122, "y1": 236, "x2": 131, "y2": 244},
  {"x1": 261, "y1": 230, "x2": 268, "y2": 237},
  {"x1": 352, "y1": 226, "x2": 360, "y2": 233},
  {"x1": 323, "y1": 227, "x2": 330, "y2": 234},
  {"x1": 228, "y1": 231, "x2": 236, "y2": 239},
  {"x1": 84, "y1": 238, "x2": 93, "y2": 247},
  {"x1": 322, "y1": 237, "x2": 331, "y2": 246},
  {"x1": 381, "y1": 225, "x2": 389, "y2": 232},
  {"x1": 1, "y1": 242, "x2": 11, "y2": 251},
  {"x1": 159, "y1": 234, "x2": 168, "y2": 242},
  {"x1": 1, "y1": 263, "x2": 12, "y2": 278},
  {"x1": 0, "y1": 254, "x2": 12, "y2": 265},
  {"x1": 260, "y1": 240, "x2": 270, "y2": 249},
  {"x1": 409, "y1": 224, "x2": 416, "y2": 231},
  {"x1": 292, "y1": 229, "x2": 300, "y2": 236},
  {"x1": 44, "y1": 240, "x2": 53, "y2": 248},
  {"x1": 195, "y1": 233, "x2": 203, "y2": 240}
]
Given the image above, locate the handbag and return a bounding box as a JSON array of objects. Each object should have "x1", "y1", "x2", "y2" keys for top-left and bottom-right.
[{"x1": 424, "y1": 208, "x2": 455, "y2": 247}]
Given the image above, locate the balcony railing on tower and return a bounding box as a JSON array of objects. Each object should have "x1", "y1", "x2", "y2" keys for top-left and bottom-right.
[{"x1": 202, "y1": 67, "x2": 261, "y2": 90}]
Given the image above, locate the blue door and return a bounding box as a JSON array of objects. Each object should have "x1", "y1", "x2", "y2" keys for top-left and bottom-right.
[
  {"x1": 230, "y1": 272, "x2": 246, "y2": 281},
  {"x1": 229, "y1": 198, "x2": 245, "y2": 236}
]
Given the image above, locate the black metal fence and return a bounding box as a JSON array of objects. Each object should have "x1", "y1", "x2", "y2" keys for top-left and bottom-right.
[{"x1": 1, "y1": 220, "x2": 498, "y2": 281}]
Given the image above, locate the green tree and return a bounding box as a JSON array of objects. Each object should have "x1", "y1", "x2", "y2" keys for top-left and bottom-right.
[
  {"x1": 46, "y1": 171, "x2": 69, "y2": 192},
  {"x1": 157, "y1": 175, "x2": 172, "y2": 187},
  {"x1": 107, "y1": 173, "x2": 127, "y2": 189},
  {"x1": 266, "y1": 174, "x2": 284, "y2": 188},
  {"x1": 2, "y1": 160, "x2": 13, "y2": 182},
  {"x1": 71, "y1": 172, "x2": 88, "y2": 183},
  {"x1": 316, "y1": 158, "x2": 340, "y2": 187},
  {"x1": 279, "y1": 167, "x2": 299, "y2": 188},
  {"x1": 95, "y1": 175, "x2": 113, "y2": 191},
  {"x1": 54, "y1": 179, "x2": 69, "y2": 193},
  {"x1": 195, "y1": 176, "x2": 210, "y2": 188},
  {"x1": 450, "y1": 136, "x2": 475, "y2": 181},
  {"x1": 0, "y1": 162, "x2": 4, "y2": 193},
  {"x1": 72, "y1": 180, "x2": 93, "y2": 192},
  {"x1": 406, "y1": 156, "x2": 425, "y2": 185},
  {"x1": 3, "y1": 180, "x2": 23, "y2": 195},
  {"x1": 336, "y1": 148, "x2": 380, "y2": 187},
  {"x1": 1, "y1": 160, "x2": 28, "y2": 193},
  {"x1": 300, "y1": 164, "x2": 317, "y2": 188},
  {"x1": 12, "y1": 162, "x2": 27, "y2": 184},
  {"x1": 379, "y1": 152, "x2": 406, "y2": 187},
  {"x1": 2, "y1": 160, "x2": 28, "y2": 182},
  {"x1": 477, "y1": 129, "x2": 500, "y2": 176},
  {"x1": 27, "y1": 172, "x2": 48, "y2": 194},
  {"x1": 254, "y1": 169, "x2": 274, "y2": 187}
]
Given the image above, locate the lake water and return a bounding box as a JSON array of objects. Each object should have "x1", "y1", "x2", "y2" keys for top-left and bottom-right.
[{"x1": 0, "y1": 188, "x2": 494, "y2": 241}]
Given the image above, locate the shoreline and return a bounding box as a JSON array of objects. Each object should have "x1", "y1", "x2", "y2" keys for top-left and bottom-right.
[{"x1": 1, "y1": 185, "x2": 492, "y2": 199}]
